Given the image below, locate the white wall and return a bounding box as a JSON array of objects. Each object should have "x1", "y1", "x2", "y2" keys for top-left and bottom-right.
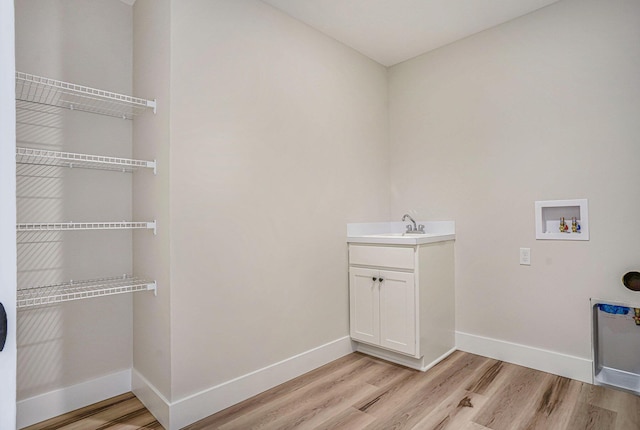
[
  {"x1": 14, "y1": 0, "x2": 134, "y2": 401},
  {"x1": 132, "y1": 0, "x2": 173, "y2": 404},
  {"x1": 389, "y1": 0, "x2": 640, "y2": 363},
  {"x1": 167, "y1": 0, "x2": 389, "y2": 400}
]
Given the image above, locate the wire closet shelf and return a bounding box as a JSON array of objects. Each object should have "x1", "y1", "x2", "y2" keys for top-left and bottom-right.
[
  {"x1": 16, "y1": 221, "x2": 157, "y2": 234},
  {"x1": 17, "y1": 275, "x2": 157, "y2": 309},
  {"x1": 16, "y1": 147, "x2": 157, "y2": 173},
  {"x1": 15, "y1": 71, "x2": 156, "y2": 119}
]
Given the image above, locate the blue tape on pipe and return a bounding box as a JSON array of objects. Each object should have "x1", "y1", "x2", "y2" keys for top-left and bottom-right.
[{"x1": 598, "y1": 304, "x2": 630, "y2": 315}]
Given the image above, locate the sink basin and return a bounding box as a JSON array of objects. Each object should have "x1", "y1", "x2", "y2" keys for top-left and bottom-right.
[
  {"x1": 366, "y1": 233, "x2": 430, "y2": 238},
  {"x1": 346, "y1": 221, "x2": 455, "y2": 245},
  {"x1": 349, "y1": 232, "x2": 453, "y2": 245}
]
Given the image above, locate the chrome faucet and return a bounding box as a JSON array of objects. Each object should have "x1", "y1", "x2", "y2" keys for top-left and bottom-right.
[
  {"x1": 402, "y1": 214, "x2": 425, "y2": 234},
  {"x1": 402, "y1": 214, "x2": 417, "y2": 230}
]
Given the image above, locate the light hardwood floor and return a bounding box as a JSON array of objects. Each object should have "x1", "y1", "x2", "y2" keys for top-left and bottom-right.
[
  {"x1": 23, "y1": 392, "x2": 162, "y2": 430},
  {"x1": 26, "y1": 351, "x2": 640, "y2": 430}
]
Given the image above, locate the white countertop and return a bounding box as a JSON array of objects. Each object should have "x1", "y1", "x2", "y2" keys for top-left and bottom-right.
[{"x1": 347, "y1": 221, "x2": 455, "y2": 245}]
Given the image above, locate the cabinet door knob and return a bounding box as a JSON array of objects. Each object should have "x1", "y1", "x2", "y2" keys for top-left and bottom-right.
[
  {"x1": 379, "y1": 278, "x2": 384, "y2": 282},
  {"x1": 372, "y1": 277, "x2": 378, "y2": 282}
]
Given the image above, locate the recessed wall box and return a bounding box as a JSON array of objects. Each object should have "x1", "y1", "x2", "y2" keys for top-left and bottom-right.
[
  {"x1": 591, "y1": 298, "x2": 640, "y2": 396},
  {"x1": 535, "y1": 199, "x2": 589, "y2": 241}
]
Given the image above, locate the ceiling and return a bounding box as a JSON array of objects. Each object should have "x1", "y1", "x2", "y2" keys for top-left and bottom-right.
[{"x1": 260, "y1": 0, "x2": 560, "y2": 66}]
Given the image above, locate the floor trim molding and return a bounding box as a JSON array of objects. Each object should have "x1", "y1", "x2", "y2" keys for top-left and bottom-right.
[
  {"x1": 170, "y1": 335, "x2": 354, "y2": 430},
  {"x1": 456, "y1": 331, "x2": 593, "y2": 384},
  {"x1": 17, "y1": 369, "x2": 132, "y2": 429},
  {"x1": 132, "y1": 369, "x2": 171, "y2": 430},
  {"x1": 133, "y1": 336, "x2": 354, "y2": 430},
  {"x1": 355, "y1": 343, "x2": 455, "y2": 372},
  {"x1": 20, "y1": 335, "x2": 593, "y2": 429}
]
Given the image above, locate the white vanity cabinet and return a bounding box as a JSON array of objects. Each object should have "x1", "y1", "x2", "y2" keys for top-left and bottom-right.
[{"x1": 348, "y1": 239, "x2": 455, "y2": 371}]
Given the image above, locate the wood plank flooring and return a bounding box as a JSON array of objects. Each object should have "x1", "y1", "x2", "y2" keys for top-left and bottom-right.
[
  {"x1": 23, "y1": 392, "x2": 162, "y2": 430},
  {"x1": 26, "y1": 351, "x2": 640, "y2": 430}
]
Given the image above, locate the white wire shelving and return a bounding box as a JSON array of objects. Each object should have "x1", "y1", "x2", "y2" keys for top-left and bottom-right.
[
  {"x1": 17, "y1": 275, "x2": 157, "y2": 309},
  {"x1": 16, "y1": 146, "x2": 157, "y2": 173},
  {"x1": 14, "y1": 72, "x2": 159, "y2": 309},
  {"x1": 15, "y1": 71, "x2": 156, "y2": 120},
  {"x1": 17, "y1": 221, "x2": 157, "y2": 234}
]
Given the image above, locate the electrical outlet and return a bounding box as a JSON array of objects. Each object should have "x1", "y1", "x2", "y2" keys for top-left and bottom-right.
[{"x1": 520, "y1": 248, "x2": 531, "y2": 265}]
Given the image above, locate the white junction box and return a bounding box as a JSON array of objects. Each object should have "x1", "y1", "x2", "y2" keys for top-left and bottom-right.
[{"x1": 535, "y1": 199, "x2": 589, "y2": 241}]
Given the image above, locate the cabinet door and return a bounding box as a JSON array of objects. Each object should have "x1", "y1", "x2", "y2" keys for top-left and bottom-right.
[
  {"x1": 379, "y1": 270, "x2": 416, "y2": 356},
  {"x1": 349, "y1": 267, "x2": 380, "y2": 345}
]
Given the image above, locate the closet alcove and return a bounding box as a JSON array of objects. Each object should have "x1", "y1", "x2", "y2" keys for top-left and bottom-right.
[{"x1": 14, "y1": 3, "x2": 160, "y2": 426}]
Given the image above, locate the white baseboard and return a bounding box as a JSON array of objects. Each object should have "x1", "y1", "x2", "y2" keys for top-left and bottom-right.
[
  {"x1": 456, "y1": 331, "x2": 593, "y2": 384},
  {"x1": 355, "y1": 343, "x2": 455, "y2": 372},
  {"x1": 132, "y1": 369, "x2": 171, "y2": 430},
  {"x1": 133, "y1": 336, "x2": 354, "y2": 430},
  {"x1": 16, "y1": 335, "x2": 593, "y2": 430},
  {"x1": 17, "y1": 369, "x2": 132, "y2": 429}
]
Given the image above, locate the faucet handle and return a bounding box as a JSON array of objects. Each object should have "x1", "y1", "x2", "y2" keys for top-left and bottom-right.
[
  {"x1": 418, "y1": 224, "x2": 425, "y2": 232},
  {"x1": 406, "y1": 224, "x2": 413, "y2": 232}
]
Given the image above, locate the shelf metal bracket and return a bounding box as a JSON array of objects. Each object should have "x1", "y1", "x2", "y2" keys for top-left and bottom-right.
[{"x1": 148, "y1": 280, "x2": 157, "y2": 297}]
